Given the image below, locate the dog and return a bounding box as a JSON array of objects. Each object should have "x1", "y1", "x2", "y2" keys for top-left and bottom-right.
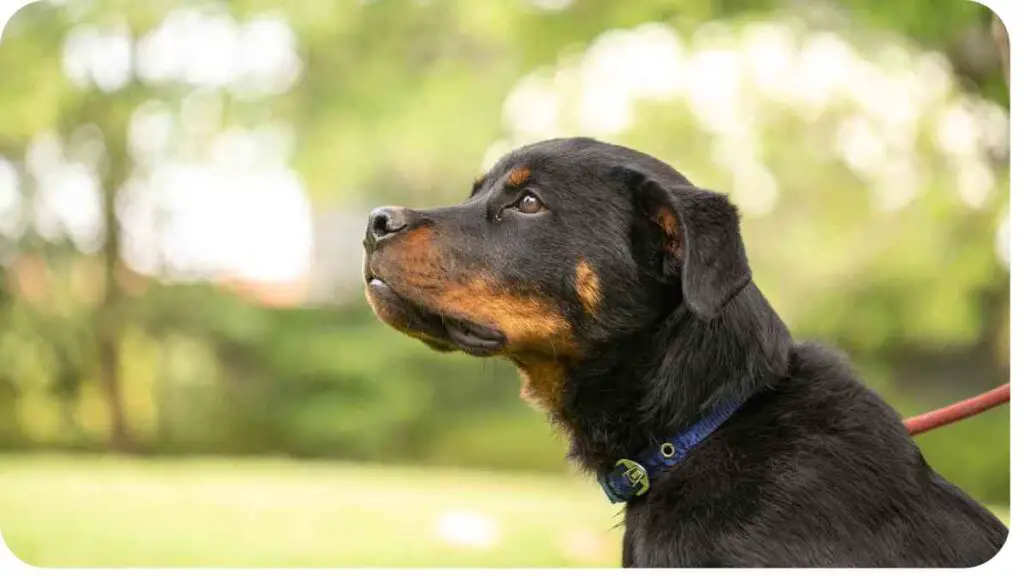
[{"x1": 361, "y1": 137, "x2": 1008, "y2": 567}]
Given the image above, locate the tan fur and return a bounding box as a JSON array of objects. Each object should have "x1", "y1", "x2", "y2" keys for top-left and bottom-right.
[
  {"x1": 435, "y1": 277, "x2": 574, "y2": 353},
  {"x1": 516, "y1": 361, "x2": 565, "y2": 413},
  {"x1": 398, "y1": 226, "x2": 437, "y2": 262},
  {"x1": 575, "y1": 260, "x2": 601, "y2": 315},
  {"x1": 505, "y1": 166, "x2": 531, "y2": 187},
  {"x1": 655, "y1": 207, "x2": 682, "y2": 257},
  {"x1": 370, "y1": 231, "x2": 574, "y2": 354}
]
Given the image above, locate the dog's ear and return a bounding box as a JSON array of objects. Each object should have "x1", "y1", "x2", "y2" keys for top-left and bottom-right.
[{"x1": 616, "y1": 166, "x2": 751, "y2": 321}]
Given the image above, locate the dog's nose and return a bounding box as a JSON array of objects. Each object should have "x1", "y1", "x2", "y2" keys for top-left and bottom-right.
[{"x1": 365, "y1": 206, "x2": 409, "y2": 249}]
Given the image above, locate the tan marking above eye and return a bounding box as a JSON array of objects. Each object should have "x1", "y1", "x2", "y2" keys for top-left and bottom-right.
[
  {"x1": 505, "y1": 166, "x2": 531, "y2": 187},
  {"x1": 575, "y1": 260, "x2": 601, "y2": 315}
]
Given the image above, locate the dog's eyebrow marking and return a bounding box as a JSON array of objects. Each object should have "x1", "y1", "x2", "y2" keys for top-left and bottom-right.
[
  {"x1": 505, "y1": 166, "x2": 531, "y2": 187},
  {"x1": 575, "y1": 260, "x2": 601, "y2": 315}
]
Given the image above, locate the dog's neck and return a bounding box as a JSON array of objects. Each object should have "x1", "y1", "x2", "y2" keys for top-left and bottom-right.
[{"x1": 556, "y1": 283, "x2": 793, "y2": 473}]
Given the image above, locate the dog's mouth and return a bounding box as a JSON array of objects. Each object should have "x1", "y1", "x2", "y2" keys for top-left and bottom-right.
[{"x1": 365, "y1": 275, "x2": 506, "y2": 357}]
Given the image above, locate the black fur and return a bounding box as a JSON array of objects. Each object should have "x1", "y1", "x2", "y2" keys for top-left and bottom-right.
[{"x1": 363, "y1": 137, "x2": 1008, "y2": 567}]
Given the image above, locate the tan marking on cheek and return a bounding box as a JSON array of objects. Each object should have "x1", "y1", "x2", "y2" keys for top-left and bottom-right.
[
  {"x1": 398, "y1": 227, "x2": 437, "y2": 261},
  {"x1": 575, "y1": 260, "x2": 601, "y2": 315},
  {"x1": 505, "y1": 166, "x2": 531, "y2": 187},
  {"x1": 377, "y1": 227, "x2": 450, "y2": 290},
  {"x1": 371, "y1": 229, "x2": 575, "y2": 355},
  {"x1": 516, "y1": 361, "x2": 565, "y2": 413},
  {"x1": 434, "y1": 278, "x2": 576, "y2": 355}
]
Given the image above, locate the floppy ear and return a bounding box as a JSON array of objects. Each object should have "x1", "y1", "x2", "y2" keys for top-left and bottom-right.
[{"x1": 616, "y1": 166, "x2": 752, "y2": 321}]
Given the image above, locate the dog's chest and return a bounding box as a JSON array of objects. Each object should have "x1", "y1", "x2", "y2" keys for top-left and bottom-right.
[{"x1": 623, "y1": 499, "x2": 719, "y2": 567}]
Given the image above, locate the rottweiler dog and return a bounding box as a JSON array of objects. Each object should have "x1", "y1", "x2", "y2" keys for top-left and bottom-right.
[{"x1": 362, "y1": 137, "x2": 1008, "y2": 567}]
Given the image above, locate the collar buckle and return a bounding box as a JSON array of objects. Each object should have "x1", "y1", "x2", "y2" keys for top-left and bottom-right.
[{"x1": 599, "y1": 458, "x2": 650, "y2": 503}]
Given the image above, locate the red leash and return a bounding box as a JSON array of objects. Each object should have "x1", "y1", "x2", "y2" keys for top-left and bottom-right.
[{"x1": 903, "y1": 383, "x2": 1010, "y2": 436}]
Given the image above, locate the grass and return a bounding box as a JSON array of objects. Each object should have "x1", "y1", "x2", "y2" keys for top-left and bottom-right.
[
  {"x1": 0, "y1": 454, "x2": 1009, "y2": 568},
  {"x1": 0, "y1": 454, "x2": 624, "y2": 568}
]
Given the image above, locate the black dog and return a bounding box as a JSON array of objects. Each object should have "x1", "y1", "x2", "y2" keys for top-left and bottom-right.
[{"x1": 362, "y1": 137, "x2": 1007, "y2": 567}]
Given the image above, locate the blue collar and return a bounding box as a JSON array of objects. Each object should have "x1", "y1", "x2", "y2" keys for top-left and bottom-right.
[{"x1": 598, "y1": 398, "x2": 747, "y2": 504}]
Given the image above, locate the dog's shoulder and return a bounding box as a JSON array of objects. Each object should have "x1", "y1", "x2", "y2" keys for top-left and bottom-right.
[
  {"x1": 750, "y1": 341, "x2": 924, "y2": 482},
  {"x1": 780, "y1": 341, "x2": 907, "y2": 431},
  {"x1": 628, "y1": 341, "x2": 1006, "y2": 566}
]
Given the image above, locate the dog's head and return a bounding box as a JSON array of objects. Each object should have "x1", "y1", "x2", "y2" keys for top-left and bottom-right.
[{"x1": 362, "y1": 137, "x2": 751, "y2": 411}]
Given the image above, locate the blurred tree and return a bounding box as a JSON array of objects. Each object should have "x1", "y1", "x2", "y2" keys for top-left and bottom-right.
[{"x1": 60, "y1": 92, "x2": 144, "y2": 450}]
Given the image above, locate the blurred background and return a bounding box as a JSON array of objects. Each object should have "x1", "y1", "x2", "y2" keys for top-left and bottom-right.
[{"x1": 0, "y1": 0, "x2": 1010, "y2": 568}]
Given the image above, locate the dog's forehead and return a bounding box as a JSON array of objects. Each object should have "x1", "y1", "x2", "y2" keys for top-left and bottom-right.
[
  {"x1": 475, "y1": 143, "x2": 618, "y2": 201},
  {"x1": 492, "y1": 139, "x2": 613, "y2": 172},
  {"x1": 482, "y1": 154, "x2": 570, "y2": 186},
  {"x1": 481, "y1": 138, "x2": 692, "y2": 193}
]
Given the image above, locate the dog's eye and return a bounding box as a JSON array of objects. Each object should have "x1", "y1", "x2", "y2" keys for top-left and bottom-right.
[{"x1": 513, "y1": 192, "x2": 545, "y2": 215}]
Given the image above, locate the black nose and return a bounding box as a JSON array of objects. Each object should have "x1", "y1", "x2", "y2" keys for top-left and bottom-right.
[{"x1": 365, "y1": 206, "x2": 409, "y2": 249}]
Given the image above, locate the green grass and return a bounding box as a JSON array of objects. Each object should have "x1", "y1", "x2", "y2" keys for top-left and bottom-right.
[
  {"x1": 0, "y1": 454, "x2": 1009, "y2": 568},
  {"x1": 0, "y1": 454, "x2": 624, "y2": 568}
]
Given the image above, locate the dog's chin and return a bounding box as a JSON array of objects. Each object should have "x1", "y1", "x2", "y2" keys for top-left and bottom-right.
[{"x1": 365, "y1": 277, "x2": 506, "y2": 357}]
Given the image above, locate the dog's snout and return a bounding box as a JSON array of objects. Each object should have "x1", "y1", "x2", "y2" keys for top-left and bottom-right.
[{"x1": 365, "y1": 206, "x2": 409, "y2": 249}]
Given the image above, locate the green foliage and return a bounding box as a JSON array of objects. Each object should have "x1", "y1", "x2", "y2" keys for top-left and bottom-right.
[
  {"x1": 423, "y1": 408, "x2": 568, "y2": 472},
  {"x1": 111, "y1": 285, "x2": 543, "y2": 465}
]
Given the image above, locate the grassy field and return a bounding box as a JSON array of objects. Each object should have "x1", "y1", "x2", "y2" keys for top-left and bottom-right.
[
  {"x1": 0, "y1": 454, "x2": 624, "y2": 568},
  {"x1": 0, "y1": 454, "x2": 1009, "y2": 568}
]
